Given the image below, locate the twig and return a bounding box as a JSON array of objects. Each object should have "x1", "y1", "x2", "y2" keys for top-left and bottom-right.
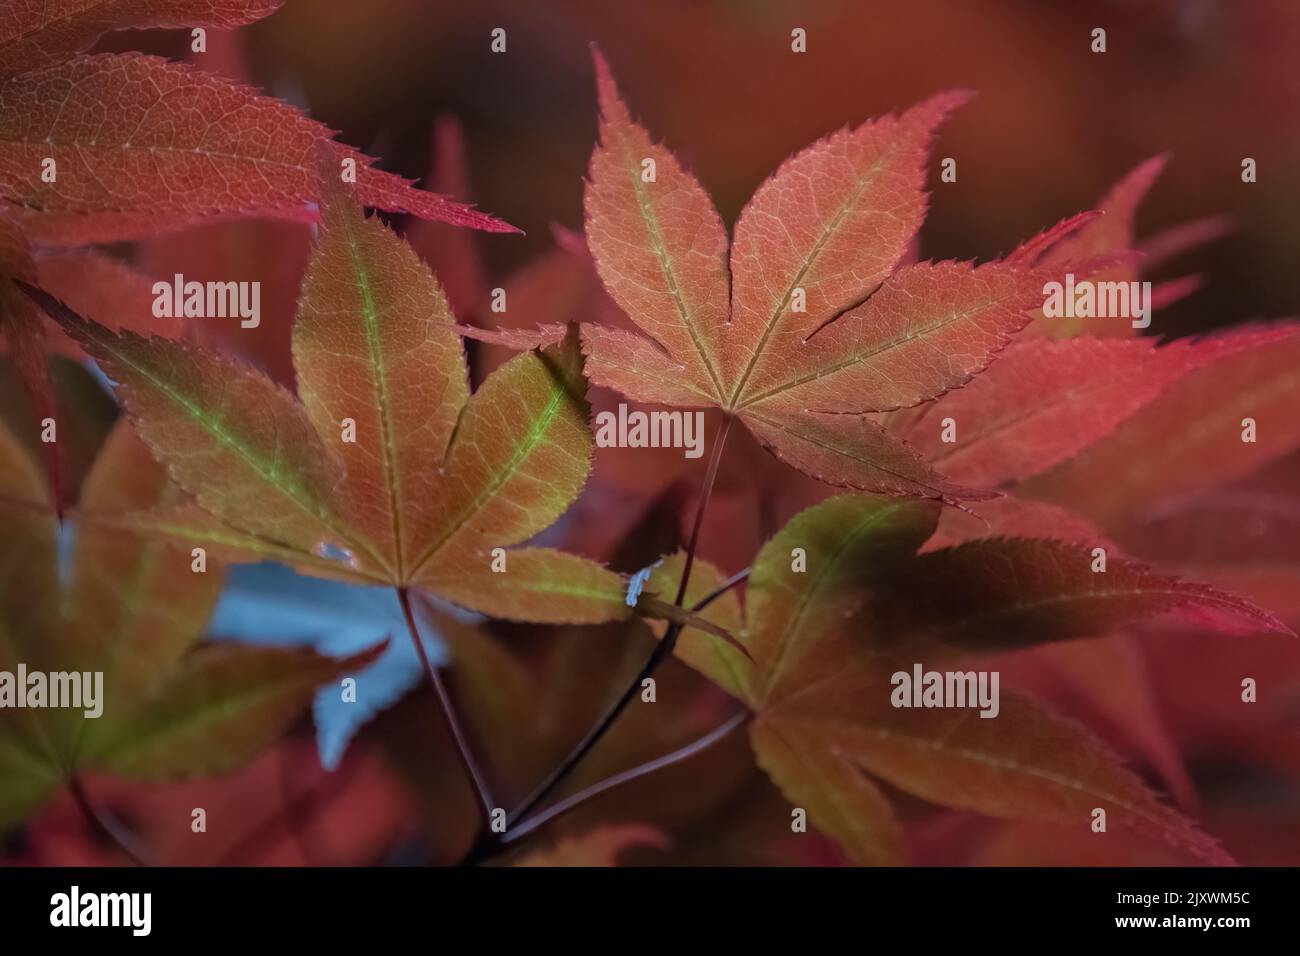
[
  {"x1": 692, "y1": 566, "x2": 750, "y2": 613},
  {"x1": 495, "y1": 415, "x2": 735, "y2": 837},
  {"x1": 397, "y1": 586, "x2": 496, "y2": 826},
  {"x1": 499, "y1": 710, "x2": 749, "y2": 847},
  {"x1": 669, "y1": 415, "x2": 734, "y2": 606},
  {"x1": 67, "y1": 775, "x2": 151, "y2": 867}
]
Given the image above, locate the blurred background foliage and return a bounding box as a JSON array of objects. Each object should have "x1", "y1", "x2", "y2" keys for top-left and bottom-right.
[
  {"x1": 11, "y1": 0, "x2": 1297, "y2": 868},
  {"x1": 98, "y1": 0, "x2": 1300, "y2": 336}
]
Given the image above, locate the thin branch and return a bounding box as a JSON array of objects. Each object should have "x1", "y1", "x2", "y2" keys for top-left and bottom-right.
[
  {"x1": 500, "y1": 710, "x2": 749, "y2": 847},
  {"x1": 397, "y1": 586, "x2": 495, "y2": 825},
  {"x1": 503, "y1": 617, "x2": 680, "y2": 832},
  {"x1": 671, "y1": 414, "x2": 734, "y2": 606},
  {"x1": 502, "y1": 414, "x2": 736, "y2": 832},
  {"x1": 693, "y1": 566, "x2": 750, "y2": 612},
  {"x1": 68, "y1": 775, "x2": 151, "y2": 867}
]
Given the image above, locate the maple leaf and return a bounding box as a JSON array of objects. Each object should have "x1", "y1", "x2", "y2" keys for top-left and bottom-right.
[
  {"x1": 0, "y1": 0, "x2": 284, "y2": 80},
  {"x1": 36, "y1": 249, "x2": 182, "y2": 349},
  {"x1": 889, "y1": 327, "x2": 1295, "y2": 489},
  {"x1": 21, "y1": 167, "x2": 652, "y2": 635},
  {"x1": 0, "y1": 54, "x2": 516, "y2": 244},
  {"x1": 0, "y1": 204, "x2": 65, "y2": 515},
  {"x1": 577, "y1": 49, "x2": 1054, "y2": 502},
  {"x1": 404, "y1": 116, "x2": 614, "y2": 381},
  {"x1": 1024, "y1": 323, "x2": 1300, "y2": 527},
  {"x1": 2, "y1": 221, "x2": 178, "y2": 515},
  {"x1": 875, "y1": 537, "x2": 1288, "y2": 654},
  {"x1": 1043, "y1": 156, "x2": 1169, "y2": 275},
  {"x1": 879, "y1": 322, "x2": 1300, "y2": 828},
  {"x1": 0, "y1": 416, "x2": 381, "y2": 832},
  {"x1": 642, "y1": 494, "x2": 1285, "y2": 865},
  {"x1": 405, "y1": 115, "x2": 493, "y2": 320},
  {"x1": 207, "y1": 561, "x2": 453, "y2": 770},
  {"x1": 906, "y1": 487, "x2": 1201, "y2": 809},
  {"x1": 207, "y1": 558, "x2": 647, "y2": 778},
  {"x1": 0, "y1": 352, "x2": 116, "y2": 505},
  {"x1": 923, "y1": 494, "x2": 1119, "y2": 553},
  {"x1": 1007, "y1": 336, "x2": 1300, "y2": 825},
  {"x1": 1119, "y1": 455, "x2": 1300, "y2": 638},
  {"x1": 1030, "y1": 636, "x2": 1198, "y2": 811},
  {"x1": 1017, "y1": 155, "x2": 1229, "y2": 338}
]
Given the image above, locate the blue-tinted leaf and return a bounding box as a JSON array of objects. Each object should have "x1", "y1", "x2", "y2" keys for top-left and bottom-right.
[{"x1": 206, "y1": 561, "x2": 452, "y2": 769}]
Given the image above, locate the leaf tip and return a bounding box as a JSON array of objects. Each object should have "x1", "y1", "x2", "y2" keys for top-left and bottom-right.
[
  {"x1": 14, "y1": 279, "x2": 81, "y2": 334},
  {"x1": 590, "y1": 43, "x2": 630, "y2": 126},
  {"x1": 910, "y1": 88, "x2": 977, "y2": 124}
]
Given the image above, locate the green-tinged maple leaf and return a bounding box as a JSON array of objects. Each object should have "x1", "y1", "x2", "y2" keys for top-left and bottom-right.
[
  {"x1": 577, "y1": 49, "x2": 1056, "y2": 502},
  {"x1": 85, "y1": 642, "x2": 384, "y2": 778},
  {"x1": 23, "y1": 169, "x2": 650, "y2": 631},
  {"x1": 767, "y1": 684, "x2": 1235, "y2": 866},
  {"x1": 63, "y1": 422, "x2": 217, "y2": 707},
  {"x1": 748, "y1": 713, "x2": 902, "y2": 866},
  {"x1": 871, "y1": 537, "x2": 1290, "y2": 665},
  {"x1": 0, "y1": 714, "x2": 54, "y2": 828},
  {"x1": 0, "y1": 399, "x2": 57, "y2": 665},
  {"x1": 0, "y1": 417, "x2": 380, "y2": 832},
  {"x1": 82, "y1": 499, "x2": 383, "y2": 585},
  {"x1": 909, "y1": 493, "x2": 1200, "y2": 809},
  {"x1": 644, "y1": 494, "x2": 1282, "y2": 864},
  {"x1": 422, "y1": 548, "x2": 628, "y2": 626}
]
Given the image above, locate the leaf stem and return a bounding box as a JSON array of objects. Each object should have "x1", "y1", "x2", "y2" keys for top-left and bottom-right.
[
  {"x1": 671, "y1": 414, "x2": 734, "y2": 605},
  {"x1": 502, "y1": 414, "x2": 735, "y2": 833},
  {"x1": 397, "y1": 586, "x2": 495, "y2": 826},
  {"x1": 692, "y1": 566, "x2": 751, "y2": 613},
  {"x1": 68, "y1": 774, "x2": 151, "y2": 867},
  {"x1": 498, "y1": 709, "x2": 749, "y2": 848}
]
